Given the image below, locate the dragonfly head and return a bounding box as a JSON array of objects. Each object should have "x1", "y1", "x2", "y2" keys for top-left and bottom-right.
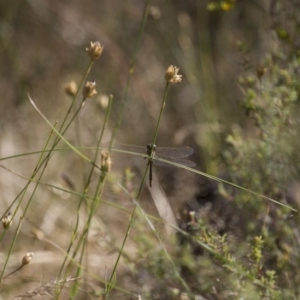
[{"x1": 146, "y1": 144, "x2": 156, "y2": 155}]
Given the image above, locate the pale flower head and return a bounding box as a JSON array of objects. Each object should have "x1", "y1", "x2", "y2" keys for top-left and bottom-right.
[
  {"x1": 2, "y1": 212, "x2": 12, "y2": 229},
  {"x1": 101, "y1": 150, "x2": 111, "y2": 173},
  {"x1": 165, "y1": 65, "x2": 182, "y2": 83},
  {"x1": 82, "y1": 81, "x2": 97, "y2": 99},
  {"x1": 63, "y1": 81, "x2": 78, "y2": 97},
  {"x1": 86, "y1": 41, "x2": 104, "y2": 60},
  {"x1": 22, "y1": 252, "x2": 34, "y2": 266}
]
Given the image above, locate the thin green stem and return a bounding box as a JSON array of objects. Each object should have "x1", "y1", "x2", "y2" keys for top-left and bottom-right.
[
  {"x1": 104, "y1": 163, "x2": 150, "y2": 299},
  {"x1": 0, "y1": 60, "x2": 95, "y2": 229},
  {"x1": 57, "y1": 60, "x2": 94, "y2": 138},
  {"x1": 195, "y1": 0, "x2": 220, "y2": 175},
  {"x1": 0, "y1": 57, "x2": 96, "y2": 294},
  {"x1": 69, "y1": 96, "x2": 113, "y2": 298},
  {"x1": 29, "y1": 96, "x2": 93, "y2": 164},
  {"x1": 104, "y1": 67, "x2": 170, "y2": 300},
  {"x1": 137, "y1": 201, "x2": 195, "y2": 299},
  {"x1": 152, "y1": 83, "x2": 169, "y2": 146},
  {"x1": 55, "y1": 96, "x2": 113, "y2": 299},
  {"x1": 103, "y1": 4, "x2": 153, "y2": 295},
  {"x1": 24, "y1": 59, "x2": 94, "y2": 183},
  {"x1": 0, "y1": 123, "x2": 56, "y2": 282}
]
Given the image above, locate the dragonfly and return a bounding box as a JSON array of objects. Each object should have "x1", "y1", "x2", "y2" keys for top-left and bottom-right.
[{"x1": 111, "y1": 143, "x2": 196, "y2": 187}]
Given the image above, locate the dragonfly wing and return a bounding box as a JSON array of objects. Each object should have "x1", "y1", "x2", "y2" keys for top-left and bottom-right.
[
  {"x1": 110, "y1": 143, "x2": 147, "y2": 166},
  {"x1": 111, "y1": 142, "x2": 145, "y2": 154},
  {"x1": 111, "y1": 155, "x2": 147, "y2": 167},
  {"x1": 155, "y1": 147, "x2": 194, "y2": 159},
  {"x1": 153, "y1": 156, "x2": 196, "y2": 167},
  {"x1": 111, "y1": 155, "x2": 195, "y2": 168},
  {"x1": 109, "y1": 143, "x2": 195, "y2": 167},
  {"x1": 112, "y1": 143, "x2": 194, "y2": 158}
]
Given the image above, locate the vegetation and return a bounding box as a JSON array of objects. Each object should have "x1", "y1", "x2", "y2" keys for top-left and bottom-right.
[{"x1": 0, "y1": 1, "x2": 300, "y2": 299}]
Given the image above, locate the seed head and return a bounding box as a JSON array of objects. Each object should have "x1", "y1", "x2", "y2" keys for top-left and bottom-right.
[
  {"x1": 187, "y1": 211, "x2": 199, "y2": 234},
  {"x1": 86, "y1": 41, "x2": 104, "y2": 60},
  {"x1": 64, "y1": 81, "x2": 78, "y2": 97},
  {"x1": 22, "y1": 252, "x2": 34, "y2": 266},
  {"x1": 165, "y1": 65, "x2": 182, "y2": 83},
  {"x1": 2, "y1": 212, "x2": 12, "y2": 229},
  {"x1": 189, "y1": 211, "x2": 196, "y2": 223},
  {"x1": 101, "y1": 150, "x2": 111, "y2": 173},
  {"x1": 82, "y1": 81, "x2": 97, "y2": 99}
]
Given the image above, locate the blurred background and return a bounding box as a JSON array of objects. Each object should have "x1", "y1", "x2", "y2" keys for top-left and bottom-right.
[
  {"x1": 0, "y1": 0, "x2": 272, "y2": 195},
  {"x1": 1, "y1": 0, "x2": 300, "y2": 299}
]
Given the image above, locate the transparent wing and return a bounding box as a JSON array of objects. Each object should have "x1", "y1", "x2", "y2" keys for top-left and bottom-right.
[
  {"x1": 109, "y1": 142, "x2": 195, "y2": 168},
  {"x1": 111, "y1": 142, "x2": 194, "y2": 158},
  {"x1": 111, "y1": 154, "x2": 195, "y2": 168},
  {"x1": 153, "y1": 155, "x2": 196, "y2": 167},
  {"x1": 111, "y1": 155, "x2": 147, "y2": 167},
  {"x1": 155, "y1": 147, "x2": 194, "y2": 159},
  {"x1": 110, "y1": 143, "x2": 145, "y2": 155}
]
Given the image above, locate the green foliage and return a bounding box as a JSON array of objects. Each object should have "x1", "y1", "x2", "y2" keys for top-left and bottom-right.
[
  {"x1": 1, "y1": 1, "x2": 300, "y2": 299},
  {"x1": 217, "y1": 4, "x2": 300, "y2": 298}
]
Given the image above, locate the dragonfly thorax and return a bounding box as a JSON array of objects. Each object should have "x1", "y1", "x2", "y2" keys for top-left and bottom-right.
[{"x1": 146, "y1": 144, "x2": 157, "y2": 156}]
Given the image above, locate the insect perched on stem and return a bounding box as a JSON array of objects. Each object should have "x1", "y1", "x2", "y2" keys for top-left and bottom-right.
[{"x1": 112, "y1": 143, "x2": 195, "y2": 187}]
